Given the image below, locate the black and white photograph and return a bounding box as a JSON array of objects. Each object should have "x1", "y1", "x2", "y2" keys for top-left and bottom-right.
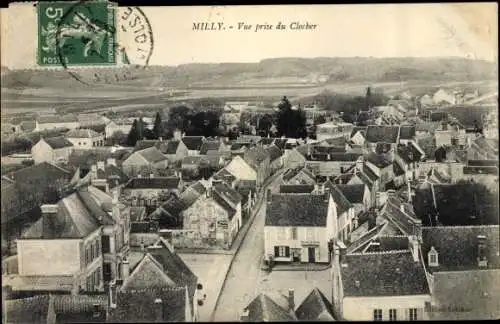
[{"x1": 1, "y1": 2, "x2": 498, "y2": 322}]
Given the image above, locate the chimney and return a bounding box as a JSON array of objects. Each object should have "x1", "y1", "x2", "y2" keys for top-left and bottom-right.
[
  {"x1": 150, "y1": 173, "x2": 154, "y2": 179},
  {"x1": 106, "y1": 157, "x2": 116, "y2": 167},
  {"x1": 407, "y1": 181, "x2": 412, "y2": 203},
  {"x1": 41, "y1": 204, "x2": 59, "y2": 238},
  {"x1": 140, "y1": 239, "x2": 145, "y2": 251},
  {"x1": 314, "y1": 183, "x2": 319, "y2": 193},
  {"x1": 240, "y1": 309, "x2": 250, "y2": 322},
  {"x1": 267, "y1": 189, "x2": 272, "y2": 204},
  {"x1": 477, "y1": 235, "x2": 488, "y2": 268},
  {"x1": 409, "y1": 235, "x2": 419, "y2": 262},
  {"x1": 108, "y1": 281, "x2": 117, "y2": 309},
  {"x1": 154, "y1": 298, "x2": 163, "y2": 322},
  {"x1": 338, "y1": 242, "x2": 348, "y2": 266},
  {"x1": 121, "y1": 259, "x2": 130, "y2": 280},
  {"x1": 288, "y1": 289, "x2": 295, "y2": 312},
  {"x1": 97, "y1": 161, "x2": 105, "y2": 171}
]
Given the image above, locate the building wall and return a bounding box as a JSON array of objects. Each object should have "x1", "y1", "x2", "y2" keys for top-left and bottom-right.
[
  {"x1": 306, "y1": 160, "x2": 354, "y2": 177},
  {"x1": 35, "y1": 121, "x2": 80, "y2": 132},
  {"x1": 31, "y1": 140, "x2": 52, "y2": 164},
  {"x1": 122, "y1": 153, "x2": 149, "y2": 176},
  {"x1": 67, "y1": 135, "x2": 105, "y2": 149},
  {"x1": 123, "y1": 188, "x2": 180, "y2": 201},
  {"x1": 342, "y1": 295, "x2": 431, "y2": 321},
  {"x1": 229, "y1": 203, "x2": 242, "y2": 244},
  {"x1": 182, "y1": 194, "x2": 232, "y2": 248},
  {"x1": 52, "y1": 147, "x2": 73, "y2": 164},
  {"x1": 17, "y1": 239, "x2": 82, "y2": 276},
  {"x1": 264, "y1": 225, "x2": 330, "y2": 263},
  {"x1": 105, "y1": 123, "x2": 132, "y2": 138},
  {"x1": 225, "y1": 156, "x2": 257, "y2": 181},
  {"x1": 283, "y1": 149, "x2": 306, "y2": 169},
  {"x1": 286, "y1": 172, "x2": 316, "y2": 185}
]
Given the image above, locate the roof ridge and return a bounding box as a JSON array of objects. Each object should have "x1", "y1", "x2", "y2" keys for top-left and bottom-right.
[
  {"x1": 422, "y1": 225, "x2": 500, "y2": 229},
  {"x1": 348, "y1": 249, "x2": 411, "y2": 256}
]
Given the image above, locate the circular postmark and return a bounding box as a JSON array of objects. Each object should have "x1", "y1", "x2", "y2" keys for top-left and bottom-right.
[{"x1": 51, "y1": 1, "x2": 153, "y2": 85}]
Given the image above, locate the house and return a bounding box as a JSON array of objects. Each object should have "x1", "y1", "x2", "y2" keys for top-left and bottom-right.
[
  {"x1": 200, "y1": 139, "x2": 226, "y2": 155},
  {"x1": 151, "y1": 179, "x2": 243, "y2": 249},
  {"x1": 35, "y1": 115, "x2": 80, "y2": 132},
  {"x1": 305, "y1": 152, "x2": 361, "y2": 178},
  {"x1": 434, "y1": 121, "x2": 466, "y2": 147},
  {"x1": 433, "y1": 88, "x2": 457, "y2": 105},
  {"x1": 108, "y1": 235, "x2": 200, "y2": 322},
  {"x1": 31, "y1": 137, "x2": 74, "y2": 164},
  {"x1": 66, "y1": 129, "x2": 105, "y2": 149},
  {"x1": 7, "y1": 193, "x2": 104, "y2": 294},
  {"x1": 279, "y1": 184, "x2": 316, "y2": 194},
  {"x1": 266, "y1": 144, "x2": 283, "y2": 174},
  {"x1": 283, "y1": 147, "x2": 307, "y2": 169},
  {"x1": 350, "y1": 127, "x2": 367, "y2": 146},
  {"x1": 77, "y1": 113, "x2": 110, "y2": 128},
  {"x1": 243, "y1": 146, "x2": 272, "y2": 188},
  {"x1": 163, "y1": 139, "x2": 189, "y2": 163},
  {"x1": 393, "y1": 142, "x2": 424, "y2": 184},
  {"x1": 332, "y1": 243, "x2": 431, "y2": 321},
  {"x1": 282, "y1": 167, "x2": 316, "y2": 185},
  {"x1": 3, "y1": 294, "x2": 108, "y2": 324},
  {"x1": 230, "y1": 142, "x2": 252, "y2": 156},
  {"x1": 121, "y1": 147, "x2": 168, "y2": 177},
  {"x1": 264, "y1": 191, "x2": 338, "y2": 264},
  {"x1": 181, "y1": 136, "x2": 206, "y2": 155},
  {"x1": 337, "y1": 184, "x2": 371, "y2": 215},
  {"x1": 364, "y1": 125, "x2": 401, "y2": 151},
  {"x1": 398, "y1": 125, "x2": 416, "y2": 144},
  {"x1": 105, "y1": 119, "x2": 133, "y2": 138},
  {"x1": 213, "y1": 167, "x2": 238, "y2": 188},
  {"x1": 316, "y1": 121, "x2": 354, "y2": 141},
  {"x1": 421, "y1": 225, "x2": 500, "y2": 320},
  {"x1": 240, "y1": 288, "x2": 336, "y2": 322},
  {"x1": 225, "y1": 155, "x2": 257, "y2": 183},
  {"x1": 324, "y1": 182, "x2": 357, "y2": 242},
  {"x1": 365, "y1": 153, "x2": 395, "y2": 186},
  {"x1": 122, "y1": 176, "x2": 183, "y2": 210},
  {"x1": 345, "y1": 159, "x2": 380, "y2": 206},
  {"x1": 85, "y1": 158, "x2": 129, "y2": 194}
]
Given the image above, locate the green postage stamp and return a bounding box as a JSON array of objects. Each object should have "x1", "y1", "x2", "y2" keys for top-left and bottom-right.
[{"x1": 37, "y1": 1, "x2": 117, "y2": 66}]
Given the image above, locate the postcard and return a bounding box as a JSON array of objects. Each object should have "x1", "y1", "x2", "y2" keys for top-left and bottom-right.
[{"x1": 1, "y1": 2, "x2": 498, "y2": 323}]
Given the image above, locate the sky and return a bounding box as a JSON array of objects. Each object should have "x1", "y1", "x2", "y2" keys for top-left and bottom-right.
[{"x1": 1, "y1": 3, "x2": 497, "y2": 69}]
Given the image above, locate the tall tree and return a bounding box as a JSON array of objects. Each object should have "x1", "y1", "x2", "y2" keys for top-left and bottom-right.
[
  {"x1": 153, "y1": 112, "x2": 163, "y2": 139},
  {"x1": 126, "y1": 119, "x2": 139, "y2": 146},
  {"x1": 276, "y1": 96, "x2": 293, "y2": 137},
  {"x1": 136, "y1": 117, "x2": 145, "y2": 140},
  {"x1": 364, "y1": 86, "x2": 372, "y2": 111}
]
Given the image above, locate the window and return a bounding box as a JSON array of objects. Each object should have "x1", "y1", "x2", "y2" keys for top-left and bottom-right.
[
  {"x1": 102, "y1": 235, "x2": 111, "y2": 254},
  {"x1": 306, "y1": 228, "x2": 314, "y2": 241},
  {"x1": 290, "y1": 227, "x2": 298, "y2": 240},
  {"x1": 408, "y1": 308, "x2": 418, "y2": 321},
  {"x1": 103, "y1": 263, "x2": 112, "y2": 282},
  {"x1": 274, "y1": 246, "x2": 290, "y2": 257},
  {"x1": 373, "y1": 309, "x2": 383, "y2": 321},
  {"x1": 428, "y1": 246, "x2": 439, "y2": 267},
  {"x1": 389, "y1": 309, "x2": 397, "y2": 321}
]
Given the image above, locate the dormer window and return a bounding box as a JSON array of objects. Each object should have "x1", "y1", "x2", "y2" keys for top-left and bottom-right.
[
  {"x1": 428, "y1": 246, "x2": 439, "y2": 267},
  {"x1": 477, "y1": 235, "x2": 488, "y2": 268}
]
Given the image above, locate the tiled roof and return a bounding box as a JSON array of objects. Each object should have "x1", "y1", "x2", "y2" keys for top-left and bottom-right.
[
  {"x1": 399, "y1": 125, "x2": 416, "y2": 140},
  {"x1": 111, "y1": 287, "x2": 188, "y2": 322},
  {"x1": 273, "y1": 138, "x2": 288, "y2": 150},
  {"x1": 165, "y1": 140, "x2": 181, "y2": 154},
  {"x1": 295, "y1": 288, "x2": 336, "y2": 321},
  {"x1": 137, "y1": 147, "x2": 167, "y2": 163},
  {"x1": 431, "y1": 112, "x2": 448, "y2": 122},
  {"x1": 43, "y1": 136, "x2": 74, "y2": 149},
  {"x1": 244, "y1": 146, "x2": 270, "y2": 169},
  {"x1": 213, "y1": 168, "x2": 237, "y2": 184},
  {"x1": 336, "y1": 184, "x2": 365, "y2": 204},
  {"x1": 230, "y1": 142, "x2": 251, "y2": 151},
  {"x1": 324, "y1": 181, "x2": 353, "y2": 216},
  {"x1": 124, "y1": 177, "x2": 180, "y2": 190},
  {"x1": 266, "y1": 144, "x2": 283, "y2": 162},
  {"x1": 421, "y1": 225, "x2": 500, "y2": 272},
  {"x1": 381, "y1": 195, "x2": 421, "y2": 236},
  {"x1": 96, "y1": 164, "x2": 129, "y2": 187},
  {"x1": 52, "y1": 294, "x2": 107, "y2": 323},
  {"x1": 180, "y1": 180, "x2": 207, "y2": 208},
  {"x1": 38, "y1": 114, "x2": 78, "y2": 123},
  {"x1": 365, "y1": 125, "x2": 400, "y2": 143},
  {"x1": 341, "y1": 251, "x2": 430, "y2": 297},
  {"x1": 463, "y1": 166, "x2": 499, "y2": 175},
  {"x1": 307, "y1": 152, "x2": 361, "y2": 162},
  {"x1": 258, "y1": 137, "x2": 275, "y2": 146},
  {"x1": 19, "y1": 120, "x2": 36, "y2": 132},
  {"x1": 150, "y1": 195, "x2": 186, "y2": 229},
  {"x1": 366, "y1": 153, "x2": 393, "y2": 169},
  {"x1": 397, "y1": 143, "x2": 423, "y2": 164},
  {"x1": 21, "y1": 189, "x2": 103, "y2": 239},
  {"x1": 182, "y1": 155, "x2": 203, "y2": 166},
  {"x1": 182, "y1": 136, "x2": 205, "y2": 150},
  {"x1": 313, "y1": 145, "x2": 346, "y2": 155},
  {"x1": 134, "y1": 140, "x2": 158, "y2": 152},
  {"x1": 279, "y1": 184, "x2": 315, "y2": 194},
  {"x1": 200, "y1": 140, "x2": 221, "y2": 154},
  {"x1": 364, "y1": 235, "x2": 410, "y2": 252},
  {"x1": 265, "y1": 193, "x2": 330, "y2": 227},
  {"x1": 282, "y1": 167, "x2": 315, "y2": 183},
  {"x1": 4, "y1": 295, "x2": 53, "y2": 324},
  {"x1": 393, "y1": 161, "x2": 405, "y2": 176},
  {"x1": 468, "y1": 160, "x2": 499, "y2": 167},
  {"x1": 66, "y1": 128, "x2": 101, "y2": 138},
  {"x1": 244, "y1": 294, "x2": 297, "y2": 322}
]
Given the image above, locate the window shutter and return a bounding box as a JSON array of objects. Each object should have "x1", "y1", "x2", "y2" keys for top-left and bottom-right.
[
  {"x1": 285, "y1": 246, "x2": 290, "y2": 257},
  {"x1": 274, "y1": 246, "x2": 279, "y2": 257}
]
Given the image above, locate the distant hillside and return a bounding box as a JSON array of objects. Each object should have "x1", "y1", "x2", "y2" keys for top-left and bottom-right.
[{"x1": 2, "y1": 57, "x2": 497, "y2": 90}]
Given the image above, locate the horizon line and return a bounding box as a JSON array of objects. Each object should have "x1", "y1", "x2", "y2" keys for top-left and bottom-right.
[{"x1": 3, "y1": 55, "x2": 497, "y2": 71}]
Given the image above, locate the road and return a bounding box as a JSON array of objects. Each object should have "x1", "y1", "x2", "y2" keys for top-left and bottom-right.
[{"x1": 211, "y1": 172, "x2": 284, "y2": 321}]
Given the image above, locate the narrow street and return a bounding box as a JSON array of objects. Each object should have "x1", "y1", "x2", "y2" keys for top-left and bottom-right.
[{"x1": 211, "y1": 172, "x2": 283, "y2": 321}]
